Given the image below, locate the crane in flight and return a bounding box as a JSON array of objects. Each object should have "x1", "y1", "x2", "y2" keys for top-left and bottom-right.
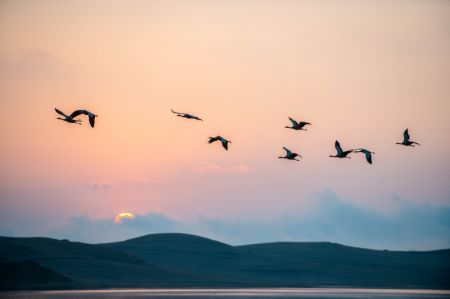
[
  {"x1": 329, "y1": 140, "x2": 353, "y2": 159},
  {"x1": 55, "y1": 108, "x2": 97, "y2": 128},
  {"x1": 208, "y1": 136, "x2": 231, "y2": 150},
  {"x1": 278, "y1": 147, "x2": 302, "y2": 161},
  {"x1": 171, "y1": 109, "x2": 203, "y2": 121},
  {"x1": 285, "y1": 117, "x2": 311, "y2": 131},
  {"x1": 396, "y1": 129, "x2": 420, "y2": 147}
]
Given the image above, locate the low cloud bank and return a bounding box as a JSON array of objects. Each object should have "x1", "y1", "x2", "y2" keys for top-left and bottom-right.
[{"x1": 45, "y1": 191, "x2": 450, "y2": 251}]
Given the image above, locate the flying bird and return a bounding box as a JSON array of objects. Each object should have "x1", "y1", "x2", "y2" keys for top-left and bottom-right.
[
  {"x1": 55, "y1": 108, "x2": 82, "y2": 125},
  {"x1": 354, "y1": 148, "x2": 375, "y2": 164},
  {"x1": 285, "y1": 117, "x2": 311, "y2": 131},
  {"x1": 69, "y1": 110, "x2": 98, "y2": 128},
  {"x1": 329, "y1": 140, "x2": 354, "y2": 159},
  {"x1": 171, "y1": 109, "x2": 203, "y2": 121},
  {"x1": 396, "y1": 129, "x2": 420, "y2": 147},
  {"x1": 278, "y1": 147, "x2": 302, "y2": 161},
  {"x1": 208, "y1": 136, "x2": 231, "y2": 150}
]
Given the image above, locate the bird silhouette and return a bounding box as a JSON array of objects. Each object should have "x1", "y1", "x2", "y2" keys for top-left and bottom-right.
[
  {"x1": 70, "y1": 110, "x2": 98, "y2": 128},
  {"x1": 354, "y1": 148, "x2": 375, "y2": 164},
  {"x1": 55, "y1": 108, "x2": 82, "y2": 125},
  {"x1": 278, "y1": 147, "x2": 302, "y2": 161},
  {"x1": 396, "y1": 129, "x2": 420, "y2": 147},
  {"x1": 171, "y1": 109, "x2": 203, "y2": 121},
  {"x1": 208, "y1": 136, "x2": 231, "y2": 150},
  {"x1": 329, "y1": 140, "x2": 353, "y2": 159},
  {"x1": 285, "y1": 117, "x2": 311, "y2": 131}
]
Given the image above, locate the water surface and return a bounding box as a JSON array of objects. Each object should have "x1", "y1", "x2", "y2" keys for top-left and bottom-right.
[{"x1": 1, "y1": 288, "x2": 450, "y2": 299}]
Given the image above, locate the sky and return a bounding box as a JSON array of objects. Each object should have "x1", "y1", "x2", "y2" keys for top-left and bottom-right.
[{"x1": 0, "y1": 0, "x2": 449, "y2": 250}]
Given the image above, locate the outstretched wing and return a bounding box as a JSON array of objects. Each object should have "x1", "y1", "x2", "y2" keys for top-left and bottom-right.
[
  {"x1": 185, "y1": 113, "x2": 202, "y2": 120},
  {"x1": 365, "y1": 152, "x2": 372, "y2": 164},
  {"x1": 88, "y1": 115, "x2": 95, "y2": 128},
  {"x1": 335, "y1": 140, "x2": 343, "y2": 155},
  {"x1": 69, "y1": 110, "x2": 89, "y2": 118},
  {"x1": 356, "y1": 148, "x2": 368, "y2": 154},
  {"x1": 222, "y1": 140, "x2": 229, "y2": 150},
  {"x1": 55, "y1": 108, "x2": 68, "y2": 118},
  {"x1": 283, "y1": 147, "x2": 293, "y2": 156},
  {"x1": 171, "y1": 109, "x2": 184, "y2": 115},
  {"x1": 208, "y1": 136, "x2": 219, "y2": 144},
  {"x1": 288, "y1": 117, "x2": 298, "y2": 126},
  {"x1": 299, "y1": 121, "x2": 311, "y2": 126},
  {"x1": 403, "y1": 129, "x2": 410, "y2": 143}
]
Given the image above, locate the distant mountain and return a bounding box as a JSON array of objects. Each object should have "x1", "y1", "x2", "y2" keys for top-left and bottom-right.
[{"x1": 0, "y1": 233, "x2": 449, "y2": 290}]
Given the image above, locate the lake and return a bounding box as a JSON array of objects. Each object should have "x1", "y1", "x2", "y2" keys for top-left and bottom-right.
[{"x1": 1, "y1": 288, "x2": 449, "y2": 299}]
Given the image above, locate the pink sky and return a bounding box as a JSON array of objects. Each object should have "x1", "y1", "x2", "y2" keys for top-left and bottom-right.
[{"x1": 0, "y1": 1, "x2": 449, "y2": 246}]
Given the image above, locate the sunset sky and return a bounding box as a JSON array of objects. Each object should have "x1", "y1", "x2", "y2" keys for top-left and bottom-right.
[{"x1": 0, "y1": 0, "x2": 449, "y2": 250}]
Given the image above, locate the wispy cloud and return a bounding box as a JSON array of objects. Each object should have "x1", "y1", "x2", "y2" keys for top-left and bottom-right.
[
  {"x1": 86, "y1": 182, "x2": 112, "y2": 191},
  {"x1": 194, "y1": 163, "x2": 251, "y2": 174},
  {"x1": 0, "y1": 49, "x2": 61, "y2": 75}
]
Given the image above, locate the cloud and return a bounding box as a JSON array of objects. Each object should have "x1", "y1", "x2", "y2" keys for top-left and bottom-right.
[
  {"x1": 194, "y1": 163, "x2": 251, "y2": 174},
  {"x1": 84, "y1": 176, "x2": 167, "y2": 192},
  {"x1": 0, "y1": 49, "x2": 60, "y2": 75},
  {"x1": 40, "y1": 191, "x2": 450, "y2": 251},
  {"x1": 86, "y1": 182, "x2": 112, "y2": 191}
]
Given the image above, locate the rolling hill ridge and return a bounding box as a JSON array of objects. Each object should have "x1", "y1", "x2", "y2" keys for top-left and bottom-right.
[{"x1": 1, "y1": 233, "x2": 449, "y2": 290}]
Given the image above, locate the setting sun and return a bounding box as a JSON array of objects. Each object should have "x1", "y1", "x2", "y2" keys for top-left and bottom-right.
[{"x1": 114, "y1": 212, "x2": 135, "y2": 224}]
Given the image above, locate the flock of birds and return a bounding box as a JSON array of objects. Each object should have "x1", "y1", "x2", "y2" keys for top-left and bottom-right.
[{"x1": 55, "y1": 107, "x2": 420, "y2": 165}]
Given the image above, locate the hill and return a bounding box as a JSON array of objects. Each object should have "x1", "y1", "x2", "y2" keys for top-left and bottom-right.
[
  {"x1": 0, "y1": 236, "x2": 202, "y2": 289},
  {"x1": 0, "y1": 260, "x2": 72, "y2": 290},
  {"x1": 0, "y1": 233, "x2": 449, "y2": 290}
]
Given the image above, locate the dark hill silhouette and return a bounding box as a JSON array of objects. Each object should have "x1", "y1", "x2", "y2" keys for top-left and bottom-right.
[
  {"x1": 104, "y1": 233, "x2": 240, "y2": 284},
  {"x1": 107, "y1": 233, "x2": 233, "y2": 253},
  {"x1": 1, "y1": 233, "x2": 449, "y2": 290},
  {"x1": 0, "y1": 236, "x2": 203, "y2": 289},
  {"x1": 0, "y1": 260, "x2": 72, "y2": 290},
  {"x1": 235, "y1": 242, "x2": 450, "y2": 288}
]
